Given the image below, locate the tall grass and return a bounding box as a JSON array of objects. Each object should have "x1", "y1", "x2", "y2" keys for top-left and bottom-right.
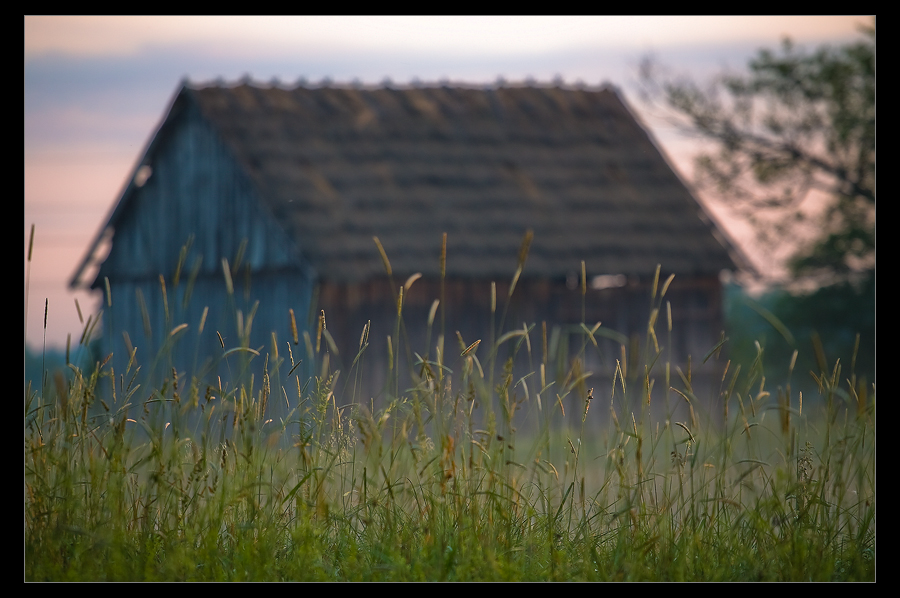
[{"x1": 24, "y1": 233, "x2": 875, "y2": 581}]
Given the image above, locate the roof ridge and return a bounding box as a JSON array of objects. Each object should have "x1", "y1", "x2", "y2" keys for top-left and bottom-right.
[{"x1": 183, "y1": 76, "x2": 620, "y2": 94}]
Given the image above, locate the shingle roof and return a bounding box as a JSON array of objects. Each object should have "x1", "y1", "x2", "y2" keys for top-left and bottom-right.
[{"x1": 147, "y1": 81, "x2": 750, "y2": 282}]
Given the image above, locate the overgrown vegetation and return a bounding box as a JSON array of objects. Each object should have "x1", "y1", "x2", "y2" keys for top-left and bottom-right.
[
  {"x1": 25, "y1": 234, "x2": 875, "y2": 581},
  {"x1": 724, "y1": 272, "x2": 874, "y2": 400}
]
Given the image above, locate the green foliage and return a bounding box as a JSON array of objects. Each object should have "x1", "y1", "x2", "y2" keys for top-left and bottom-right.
[
  {"x1": 26, "y1": 293, "x2": 875, "y2": 581},
  {"x1": 25, "y1": 351, "x2": 875, "y2": 580},
  {"x1": 725, "y1": 272, "x2": 874, "y2": 397},
  {"x1": 25, "y1": 232, "x2": 874, "y2": 581},
  {"x1": 640, "y1": 18, "x2": 875, "y2": 282}
]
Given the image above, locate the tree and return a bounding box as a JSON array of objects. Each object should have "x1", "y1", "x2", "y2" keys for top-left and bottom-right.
[{"x1": 639, "y1": 19, "x2": 874, "y2": 285}]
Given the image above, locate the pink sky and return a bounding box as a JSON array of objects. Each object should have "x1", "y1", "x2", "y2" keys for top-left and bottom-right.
[{"x1": 24, "y1": 16, "x2": 872, "y2": 351}]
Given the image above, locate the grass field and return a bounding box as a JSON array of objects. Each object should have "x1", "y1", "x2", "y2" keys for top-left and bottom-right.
[{"x1": 24, "y1": 235, "x2": 875, "y2": 581}]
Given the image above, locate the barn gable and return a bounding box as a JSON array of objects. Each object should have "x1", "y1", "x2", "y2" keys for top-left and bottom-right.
[
  {"x1": 71, "y1": 85, "x2": 315, "y2": 384},
  {"x1": 71, "y1": 79, "x2": 747, "y2": 412}
]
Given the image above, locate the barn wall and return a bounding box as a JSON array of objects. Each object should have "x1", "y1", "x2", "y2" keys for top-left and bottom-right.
[
  {"x1": 103, "y1": 269, "x2": 311, "y2": 374},
  {"x1": 315, "y1": 273, "x2": 727, "y2": 420},
  {"x1": 95, "y1": 101, "x2": 315, "y2": 420}
]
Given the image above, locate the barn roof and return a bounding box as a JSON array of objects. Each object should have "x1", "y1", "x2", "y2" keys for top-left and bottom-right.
[{"x1": 73, "y1": 80, "x2": 749, "y2": 287}]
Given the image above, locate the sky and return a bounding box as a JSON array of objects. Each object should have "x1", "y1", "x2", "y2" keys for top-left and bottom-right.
[{"x1": 24, "y1": 15, "x2": 872, "y2": 351}]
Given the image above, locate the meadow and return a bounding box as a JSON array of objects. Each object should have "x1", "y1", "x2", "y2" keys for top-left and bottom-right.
[{"x1": 24, "y1": 233, "x2": 875, "y2": 581}]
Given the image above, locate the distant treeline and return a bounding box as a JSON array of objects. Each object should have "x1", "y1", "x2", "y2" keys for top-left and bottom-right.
[{"x1": 724, "y1": 273, "x2": 875, "y2": 398}]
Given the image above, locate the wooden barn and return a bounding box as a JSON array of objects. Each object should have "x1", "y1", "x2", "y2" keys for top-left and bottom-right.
[{"x1": 70, "y1": 79, "x2": 747, "y2": 418}]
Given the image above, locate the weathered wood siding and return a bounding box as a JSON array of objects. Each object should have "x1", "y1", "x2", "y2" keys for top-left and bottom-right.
[
  {"x1": 96, "y1": 102, "x2": 315, "y2": 415},
  {"x1": 98, "y1": 101, "x2": 307, "y2": 281},
  {"x1": 316, "y1": 273, "x2": 726, "y2": 420}
]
